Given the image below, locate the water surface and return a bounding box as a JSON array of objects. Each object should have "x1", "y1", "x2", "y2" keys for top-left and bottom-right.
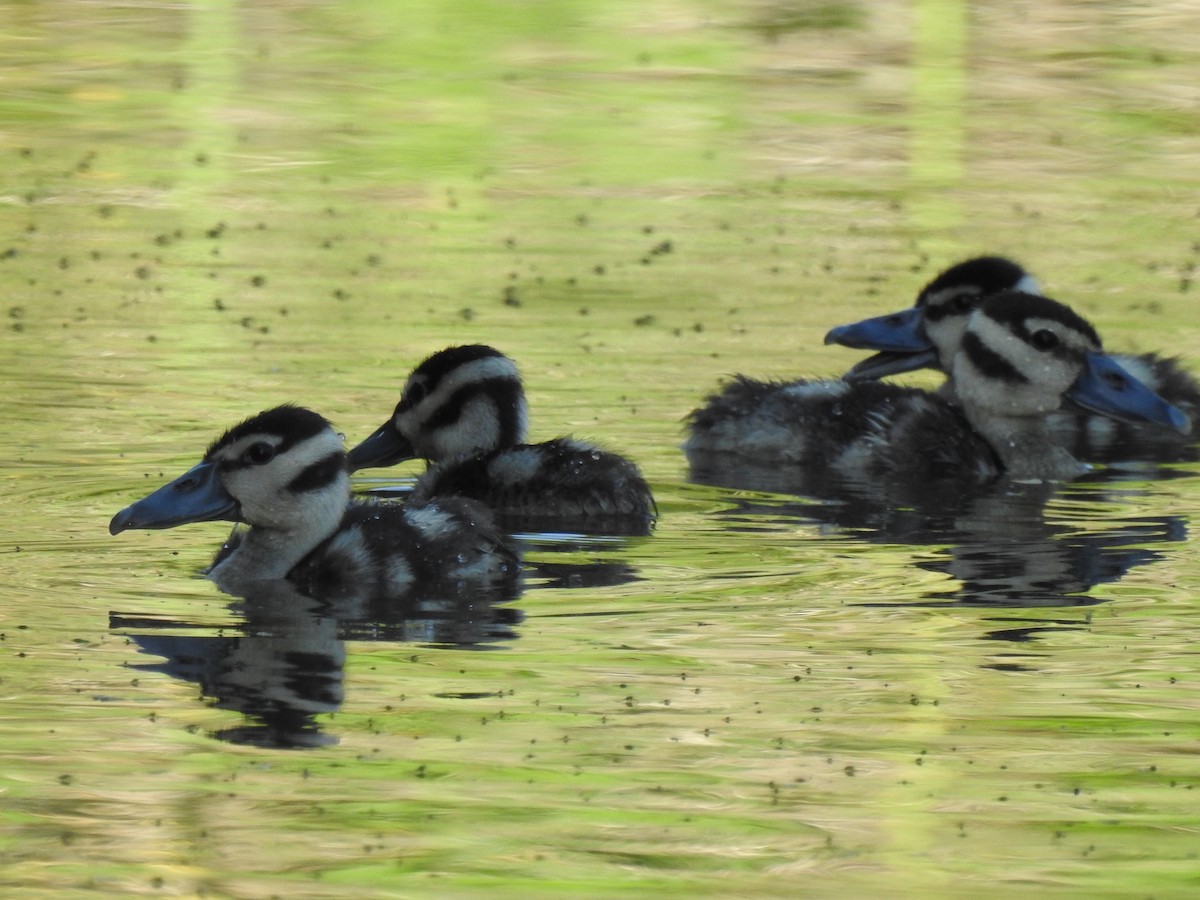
[{"x1": 3, "y1": 1, "x2": 1200, "y2": 896}]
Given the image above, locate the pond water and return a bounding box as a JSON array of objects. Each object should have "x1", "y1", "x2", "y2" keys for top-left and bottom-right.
[{"x1": 3, "y1": 1, "x2": 1200, "y2": 896}]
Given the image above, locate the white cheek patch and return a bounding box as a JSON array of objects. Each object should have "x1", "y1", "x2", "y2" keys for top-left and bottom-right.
[
  {"x1": 957, "y1": 314, "x2": 1085, "y2": 416},
  {"x1": 398, "y1": 388, "x2": 504, "y2": 460},
  {"x1": 966, "y1": 312, "x2": 1025, "y2": 363},
  {"x1": 408, "y1": 356, "x2": 520, "y2": 427},
  {"x1": 925, "y1": 318, "x2": 969, "y2": 367},
  {"x1": 222, "y1": 429, "x2": 347, "y2": 529},
  {"x1": 276, "y1": 431, "x2": 344, "y2": 482},
  {"x1": 967, "y1": 314, "x2": 1072, "y2": 386}
]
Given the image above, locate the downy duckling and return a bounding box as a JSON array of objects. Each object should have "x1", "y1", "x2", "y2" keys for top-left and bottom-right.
[
  {"x1": 825, "y1": 256, "x2": 1200, "y2": 457},
  {"x1": 109, "y1": 405, "x2": 518, "y2": 598},
  {"x1": 347, "y1": 345, "x2": 656, "y2": 531},
  {"x1": 686, "y1": 292, "x2": 1189, "y2": 483}
]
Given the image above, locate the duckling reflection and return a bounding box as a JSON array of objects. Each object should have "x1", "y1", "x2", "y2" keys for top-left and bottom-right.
[
  {"x1": 515, "y1": 532, "x2": 642, "y2": 591},
  {"x1": 113, "y1": 577, "x2": 524, "y2": 749},
  {"x1": 826, "y1": 256, "x2": 1200, "y2": 462},
  {"x1": 700, "y1": 472, "x2": 1186, "y2": 621},
  {"x1": 873, "y1": 480, "x2": 1185, "y2": 609}
]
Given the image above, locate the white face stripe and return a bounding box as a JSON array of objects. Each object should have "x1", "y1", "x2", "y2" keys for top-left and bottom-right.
[
  {"x1": 215, "y1": 429, "x2": 344, "y2": 465},
  {"x1": 924, "y1": 284, "x2": 981, "y2": 311},
  {"x1": 402, "y1": 356, "x2": 520, "y2": 423},
  {"x1": 217, "y1": 432, "x2": 285, "y2": 460},
  {"x1": 966, "y1": 311, "x2": 1092, "y2": 370},
  {"x1": 1022, "y1": 315, "x2": 1098, "y2": 354}
]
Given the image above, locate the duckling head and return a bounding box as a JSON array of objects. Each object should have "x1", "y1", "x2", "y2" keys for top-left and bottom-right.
[
  {"x1": 349, "y1": 344, "x2": 529, "y2": 472},
  {"x1": 950, "y1": 292, "x2": 1188, "y2": 478},
  {"x1": 110, "y1": 405, "x2": 349, "y2": 540},
  {"x1": 826, "y1": 256, "x2": 1040, "y2": 380}
]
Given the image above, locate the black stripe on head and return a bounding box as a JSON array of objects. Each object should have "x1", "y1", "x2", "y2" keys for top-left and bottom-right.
[
  {"x1": 396, "y1": 345, "x2": 514, "y2": 415},
  {"x1": 206, "y1": 405, "x2": 333, "y2": 460},
  {"x1": 961, "y1": 331, "x2": 1029, "y2": 385},
  {"x1": 287, "y1": 451, "x2": 346, "y2": 493},
  {"x1": 424, "y1": 379, "x2": 525, "y2": 440},
  {"x1": 979, "y1": 291, "x2": 1101, "y2": 349},
  {"x1": 918, "y1": 257, "x2": 1030, "y2": 310}
]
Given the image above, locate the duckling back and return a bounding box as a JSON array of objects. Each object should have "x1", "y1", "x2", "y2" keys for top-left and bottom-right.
[
  {"x1": 409, "y1": 436, "x2": 656, "y2": 525},
  {"x1": 290, "y1": 496, "x2": 518, "y2": 601},
  {"x1": 685, "y1": 375, "x2": 999, "y2": 482}
]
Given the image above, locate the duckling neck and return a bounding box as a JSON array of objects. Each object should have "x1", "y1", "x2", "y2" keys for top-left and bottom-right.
[
  {"x1": 966, "y1": 413, "x2": 1088, "y2": 482},
  {"x1": 207, "y1": 513, "x2": 340, "y2": 591}
]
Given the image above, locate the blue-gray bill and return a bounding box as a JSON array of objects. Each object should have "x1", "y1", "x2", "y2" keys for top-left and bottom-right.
[
  {"x1": 109, "y1": 461, "x2": 239, "y2": 535},
  {"x1": 824, "y1": 306, "x2": 936, "y2": 380},
  {"x1": 1069, "y1": 353, "x2": 1191, "y2": 434},
  {"x1": 346, "y1": 421, "x2": 415, "y2": 472}
]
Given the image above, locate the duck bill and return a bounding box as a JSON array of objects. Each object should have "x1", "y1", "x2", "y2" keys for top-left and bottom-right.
[
  {"x1": 109, "y1": 461, "x2": 239, "y2": 535},
  {"x1": 824, "y1": 307, "x2": 936, "y2": 380},
  {"x1": 842, "y1": 348, "x2": 941, "y2": 381},
  {"x1": 825, "y1": 307, "x2": 929, "y2": 352},
  {"x1": 1068, "y1": 353, "x2": 1192, "y2": 435},
  {"x1": 346, "y1": 422, "x2": 416, "y2": 472}
]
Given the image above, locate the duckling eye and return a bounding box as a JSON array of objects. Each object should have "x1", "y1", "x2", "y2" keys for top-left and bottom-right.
[
  {"x1": 404, "y1": 380, "x2": 427, "y2": 407},
  {"x1": 949, "y1": 294, "x2": 975, "y2": 314},
  {"x1": 1030, "y1": 329, "x2": 1059, "y2": 351},
  {"x1": 242, "y1": 441, "x2": 276, "y2": 465}
]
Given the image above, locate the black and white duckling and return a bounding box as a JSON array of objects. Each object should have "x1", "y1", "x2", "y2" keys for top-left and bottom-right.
[
  {"x1": 347, "y1": 345, "x2": 656, "y2": 531},
  {"x1": 686, "y1": 292, "x2": 1189, "y2": 483},
  {"x1": 109, "y1": 405, "x2": 518, "y2": 598},
  {"x1": 825, "y1": 256, "x2": 1200, "y2": 457}
]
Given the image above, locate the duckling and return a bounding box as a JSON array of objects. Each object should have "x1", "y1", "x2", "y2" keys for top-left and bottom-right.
[
  {"x1": 686, "y1": 292, "x2": 1189, "y2": 483},
  {"x1": 826, "y1": 256, "x2": 1200, "y2": 457},
  {"x1": 109, "y1": 405, "x2": 518, "y2": 598},
  {"x1": 347, "y1": 345, "x2": 655, "y2": 532}
]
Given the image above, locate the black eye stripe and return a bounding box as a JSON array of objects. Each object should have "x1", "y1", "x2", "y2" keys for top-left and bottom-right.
[
  {"x1": 421, "y1": 380, "x2": 522, "y2": 430},
  {"x1": 287, "y1": 452, "x2": 346, "y2": 493},
  {"x1": 961, "y1": 332, "x2": 1030, "y2": 384}
]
